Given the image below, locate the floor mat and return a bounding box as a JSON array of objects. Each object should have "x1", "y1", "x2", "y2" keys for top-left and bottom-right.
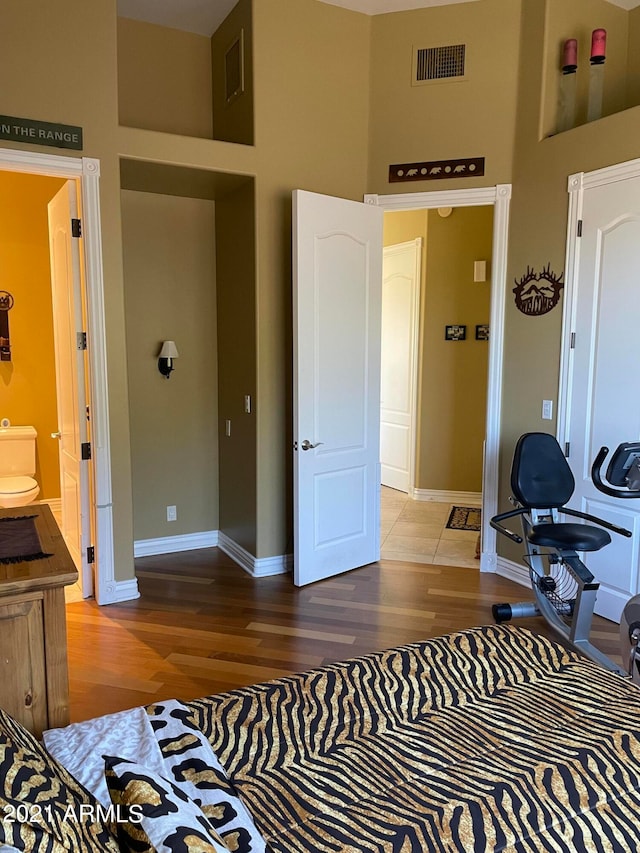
[{"x1": 446, "y1": 505, "x2": 481, "y2": 531}]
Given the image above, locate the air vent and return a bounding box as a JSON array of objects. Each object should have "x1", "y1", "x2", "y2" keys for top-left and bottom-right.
[{"x1": 413, "y1": 44, "x2": 466, "y2": 85}]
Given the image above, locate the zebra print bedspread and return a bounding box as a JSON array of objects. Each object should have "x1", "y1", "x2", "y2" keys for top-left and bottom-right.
[{"x1": 187, "y1": 625, "x2": 640, "y2": 852}]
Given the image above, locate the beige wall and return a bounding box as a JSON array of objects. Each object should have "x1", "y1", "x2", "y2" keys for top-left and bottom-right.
[
  {"x1": 0, "y1": 171, "x2": 66, "y2": 500},
  {"x1": 118, "y1": 18, "x2": 213, "y2": 139},
  {"x1": 0, "y1": 1, "x2": 134, "y2": 586},
  {"x1": 384, "y1": 209, "x2": 428, "y2": 250},
  {"x1": 368, "y1": 0, "x2": 522, "y2": 193},
  {"x1": 541, "y1": 0, "x2": 630, "y2": 138},
  {"x1": 419, "y1": 207, "x2": 492, "y2": 492},
  {"x1": 216, "y1": 181, "x2": 257, "y2": 553},
  {"x1": 122, "y1": 190, "x2": 218, "y2": 541},
  {"x1": 499, "y1": 0, "x2": 640, "y2": 560},
  {"x1": 628, "y1": 7, "x2": 640, "y2": 108},
  {"x1": 384, "y1": 207, "x2": 492, "y2": 494},
  {"x1": 211, "y1": 0, "x2": 254, "y2": 145},
  {"x1": 252, "y1": 0, "x2": 372, "y2": 558}
]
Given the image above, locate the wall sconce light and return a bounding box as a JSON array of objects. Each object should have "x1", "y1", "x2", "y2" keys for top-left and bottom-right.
[{"x1": 158, "y1": 340, "x2": 179, "y2": 379}]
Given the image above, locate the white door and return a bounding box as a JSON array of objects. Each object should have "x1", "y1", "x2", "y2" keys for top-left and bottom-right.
[
  {"x1": 380, "y1": 239, "x2": 421, "y2": 493},
  {"x1": 293, "y1": 190, "x2": 383, "y2": 586},
  {"x1": 48, "y1": 181, "x2": 92, "y2": 596},
  {"x1": 563, "y1": 172, "x2": 640, "y2": 622}
]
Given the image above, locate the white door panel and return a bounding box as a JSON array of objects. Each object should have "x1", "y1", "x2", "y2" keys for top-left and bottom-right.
[
  {"x1": 566, "y1": 176, "x2": 640, "y2": 621},
  {"x1": 49, "y1": 181, "x2": 92, "y2": 596},
  {"x1": 380, "y1": 240, "x2": 421, "y2": 493},
  {"x1": 293, "y1": 190, "x2": 383, "y2": 586},
  {"x1": 583, "y1": 499, "x2": 640, "y2": 619}
]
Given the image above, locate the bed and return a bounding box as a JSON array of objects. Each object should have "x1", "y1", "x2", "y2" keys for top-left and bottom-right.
[{"x1": 2, "y1": 624, "x2": 640, "y2": 852}]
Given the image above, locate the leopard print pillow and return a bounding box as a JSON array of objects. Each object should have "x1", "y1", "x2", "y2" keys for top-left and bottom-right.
[
  {"x1": 0, "y1": 709, "x2": 119, "y2": 852},
  {"x1": 145, "y1": 701, "x2": 265, "y2": 853},
  {"x1": 104, "y1": 755, "x2": 230, "y2": 853}
]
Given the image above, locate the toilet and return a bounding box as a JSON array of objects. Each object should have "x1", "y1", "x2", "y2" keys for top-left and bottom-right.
[{"x1": 0, "y1": 426, "x2": 40, "y2": 508}]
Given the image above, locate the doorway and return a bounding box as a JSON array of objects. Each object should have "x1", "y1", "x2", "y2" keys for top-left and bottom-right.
[
  {"x1": 0, "y1": 170, "x2": 93, "y2": 599},
  {"x1": 292, "y1": 185, "x2": 511, "y2": 584},
  {"x1": 367, "y1": 184, "x2": 512, "y2": 573},
  {"x1": 0, "y1": 147, "x2": 118, "y2": 605},
  {"x1": 559, "y1": 158, "x2": 640, "y2": 622},
  {"x1": 379, "y1": 205, "x2": 493, "y2": 568}
]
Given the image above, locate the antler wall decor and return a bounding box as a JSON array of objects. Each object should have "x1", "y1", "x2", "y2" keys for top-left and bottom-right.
[{"x1": 513, "y1": 264, "x2": 564, "y2": 316}]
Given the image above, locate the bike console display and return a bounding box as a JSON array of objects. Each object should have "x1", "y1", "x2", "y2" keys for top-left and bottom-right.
[
  {"x1": 592, "y1": 442, "x2": 640, "y2": 496},
  {"x1": 606, "y1": 442, "x2": 640, "y2": 488}
]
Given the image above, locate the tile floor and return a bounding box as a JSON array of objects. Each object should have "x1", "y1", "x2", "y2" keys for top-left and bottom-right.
[{"x1": 380, "y1": 486, "x2": 481, "y2": 569}]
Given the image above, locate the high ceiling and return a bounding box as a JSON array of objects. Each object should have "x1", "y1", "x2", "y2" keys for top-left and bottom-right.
[{"x1": 116, "y1": 0, "x2": 640, "y2": 37}]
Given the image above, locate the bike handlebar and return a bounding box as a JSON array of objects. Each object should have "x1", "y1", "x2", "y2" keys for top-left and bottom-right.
[
  {"x1": 489, "y1": 507, "x2": 525, "y2": 543},
  {"x1": 592, "y1": 446, "x2": 640, "y2": 499}
]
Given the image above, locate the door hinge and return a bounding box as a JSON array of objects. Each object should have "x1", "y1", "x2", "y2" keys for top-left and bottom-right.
[
  {"x1": 87, "y1": 545, "x2": 95, "y2": 564},
  {"x1": 71, "y1": 218, "x2": 82, "y2": 238},
  {"x1": 77, "y1": 331, "x2": 87, "y2": 350},
  {"x1": 577, "y1": 219, "x2": 583, "y2": 237},
  {"x1": 570, "y1": 332, "x2": 576, "y2": 349},
  {"x1": 564, "y1": 441, "x2": 570, "y2": 457},
  {"x1": 81, "y1": 441, "x2": 91, "y2": 460}
]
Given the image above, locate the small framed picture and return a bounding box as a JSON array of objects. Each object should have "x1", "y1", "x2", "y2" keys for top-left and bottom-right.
[
  {"x1": 445, "y1": 324, "x2": 466, "y2": 341},
  {"x1": 475, "y1": 324, "x2": 490, "y2": 341}
]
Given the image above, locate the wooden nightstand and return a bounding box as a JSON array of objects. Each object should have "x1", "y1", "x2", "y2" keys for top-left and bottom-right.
[{"x1": 0, "y1": 504, "x2": 78, "y2": 737}]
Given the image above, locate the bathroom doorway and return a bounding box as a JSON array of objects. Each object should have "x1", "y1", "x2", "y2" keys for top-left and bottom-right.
[
  {"x1": 48, "y1": 179, "x2": 93, "y2": 599},
  {"x1": 0, "y1": 147, "x2": 115, "y2": 604},
  {"x1": 0, "y1": 170, "x2": 93, "y2": 599}
]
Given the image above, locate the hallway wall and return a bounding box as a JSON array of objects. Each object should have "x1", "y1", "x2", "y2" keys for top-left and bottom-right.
[
  {"x1": 383, "y1": 206, "x2": 492, "y2": 494},
  {"x1": 121, "y1": 190, "x2": 219, "y2": 542}
]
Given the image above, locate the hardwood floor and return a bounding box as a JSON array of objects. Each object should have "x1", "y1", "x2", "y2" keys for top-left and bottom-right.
[{"x1": 65, "y1": 548, "x2": 623, "y2": 724}]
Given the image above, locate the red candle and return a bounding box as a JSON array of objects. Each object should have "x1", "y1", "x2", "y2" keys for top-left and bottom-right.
[
  {"x1": 591, "y1": 28, "x2": 606, "y2": 63},
  {"x1": 563, "y1": 38, "x2": 578, "y2": 72}
]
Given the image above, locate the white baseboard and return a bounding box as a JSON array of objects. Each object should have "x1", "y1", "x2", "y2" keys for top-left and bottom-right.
[
  {"x1": 218, "y1": 532, "x2": 292, "y2": 577},
  {"x1": 133, "y1": 529, "x2": 291, "y2": 578},
  {"x1": 40, "y1": 498, "x2": 62, "y2": 513},
  {"x1": 411, "y1": 489, "x2": 482, "y2": 506},
  {"x1": 496, "y1": 556, "x2": 530, "y2": 588},
  {"x1": 100, "y1": 577, "x2": 140, "y2": 604},
  {"x1": 479, "y1": 550, "x2": 497, "y2": 573},
  {"x1": 134, "y1": 530, "x2": 219, "y2": 558}
]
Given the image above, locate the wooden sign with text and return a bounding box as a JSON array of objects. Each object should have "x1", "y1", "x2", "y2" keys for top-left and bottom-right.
[{"x1": 0, "y1": 115, "x2": 83, "y2": 150}]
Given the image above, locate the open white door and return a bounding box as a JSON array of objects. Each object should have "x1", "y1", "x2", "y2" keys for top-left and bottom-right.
[
  {"x1": 293, "y1": 190, "x2": 383, "y2": 586},
  {"x1": 562, "y1": 167, "x2": 640, "y2": 622},
  {"x1": 380, "y1": 239, "x2": 421, "y2": 493},
  {"x1": 48, "y1": 181, "x2": 92, "y2": 597}
]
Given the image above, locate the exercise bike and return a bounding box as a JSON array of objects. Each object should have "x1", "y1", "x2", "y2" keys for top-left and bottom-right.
[{"x1": 490, "y1": 432, "x2": 640, "y2": 679}]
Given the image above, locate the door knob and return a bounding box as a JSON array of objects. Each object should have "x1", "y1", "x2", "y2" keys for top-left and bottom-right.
[
  {"x1": 51, "y1": 431, "x2": 61, "y2": 439},
  {"x1": 301, "y1": 439, "x2": 323, "y2": 451}
]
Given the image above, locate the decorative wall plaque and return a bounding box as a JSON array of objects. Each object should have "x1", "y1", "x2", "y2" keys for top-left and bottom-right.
[
  {"x1": 0, "y1": 115, "x2": 83, "y2": 150},
  {"x1": 445, "y1": 324, "x2": 466, "y2": 341},
  {"x1": 0, "y1": 291, "x2": 14, "y2": 362},
  {"x1": 389, "y1": 157, "x2": 485, "y2": 183},
  {"x1": 513, "y1": 265, "x2": 564, "y2": 316}
]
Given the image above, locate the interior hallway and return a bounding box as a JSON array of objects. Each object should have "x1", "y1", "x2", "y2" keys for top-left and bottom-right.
[{"x1": 380, "y1": 486, "x2": 480, "y2": 568}]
